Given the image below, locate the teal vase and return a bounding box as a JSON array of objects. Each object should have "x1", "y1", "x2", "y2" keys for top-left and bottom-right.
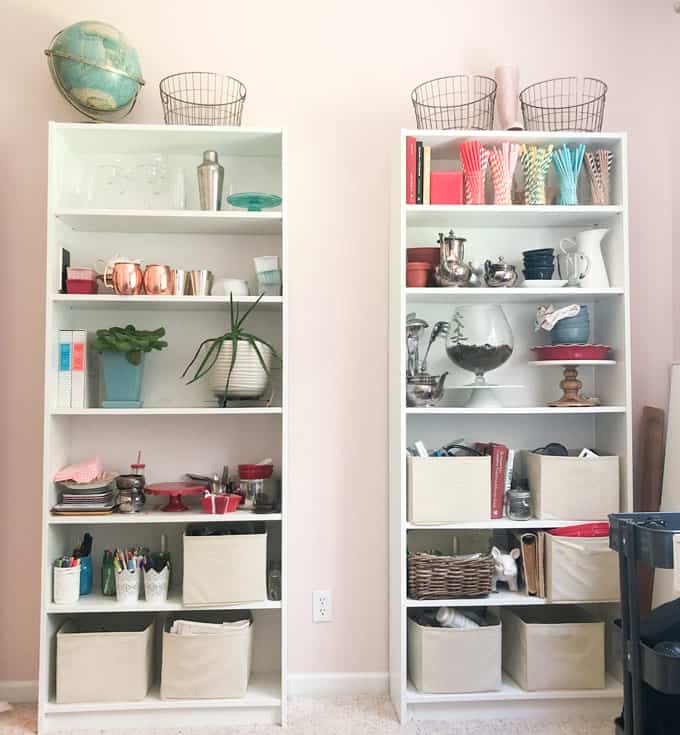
[{"x1": 100, "y1": 352, "x2": 144, "y2": 408}]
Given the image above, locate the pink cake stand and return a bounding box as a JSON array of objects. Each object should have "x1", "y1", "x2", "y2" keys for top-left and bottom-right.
[{"x1": 145, "y1": 482, "x2": 206, "y2": 512}]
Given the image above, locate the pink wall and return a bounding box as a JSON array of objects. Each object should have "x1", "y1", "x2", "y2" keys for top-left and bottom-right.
[{"x1": 1, "y1": 0, "x2": 674, "y2": 682}]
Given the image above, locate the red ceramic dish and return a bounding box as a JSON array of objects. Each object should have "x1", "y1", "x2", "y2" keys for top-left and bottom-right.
[
  {"x1": 238, "y1": 464, "x2": 274, "y2": 480},
  {"x1": 532, "y1": 344, "x2": 611, "y2": 361},
  {"x1": 407, "y1": 247, "x2": 439, "y2": 267},
  {"x1": 66, "y1": 279, "x2": 98, "y2": 294},
  {"x1": 202, "y1": 493, "x2": 241, "y2": 514},
  {"x1": 406, "y1": 262, "x2": 431, "y2": 288}
]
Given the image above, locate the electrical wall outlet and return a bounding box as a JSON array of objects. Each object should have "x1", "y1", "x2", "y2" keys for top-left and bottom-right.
[{"x1": 313, "y1": 590, "x2": 333, "y2": 622}]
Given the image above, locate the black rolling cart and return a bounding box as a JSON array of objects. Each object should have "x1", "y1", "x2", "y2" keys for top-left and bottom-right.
[{"x1": 610, "y1": 513, "x2": 680, "y2": 735}]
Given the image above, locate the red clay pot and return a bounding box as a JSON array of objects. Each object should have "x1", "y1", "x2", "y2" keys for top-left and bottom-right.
[
  {"x1": 407, "y1": 247, "x2": 439, "y2": 285},
  {"x1": 406, "y1": 262, "x2": 431, "y2": 288}
]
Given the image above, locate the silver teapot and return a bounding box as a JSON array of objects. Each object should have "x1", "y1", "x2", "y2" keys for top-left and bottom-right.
[
  {"x1": 406, "y1": 373, "x2": 448, "y2": 407},
  {"x1": 435, "y1": 231, "x2": 472, "y2": 287},
  {"x1": 484, "y1": 257, "x2": 518, "y2": 288}
]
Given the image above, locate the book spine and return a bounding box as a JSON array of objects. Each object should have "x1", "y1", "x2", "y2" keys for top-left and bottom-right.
[
  {"x1": 71, "y1": 330, "x2": 88, "y2": 409},
  {"x1": 405, "y1": 136, "x2": 417, "y2": 204},
  {"x1": 489, "y1": 443, "x2": 509, "y2": 519},
  {"x1": 57, "y1": 330, "x2": 73, "y2": 409},
  {"x1": 423, "y1": 145, "x2": 431, "y2": 205},
  {"x1": 415, "y1": 141, "x2": 424, "y2": 204},
  {"x1": 504, "y1": 449, "x2": 515, "y2": 506}
]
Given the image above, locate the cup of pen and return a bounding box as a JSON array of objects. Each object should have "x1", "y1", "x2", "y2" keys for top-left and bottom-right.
[
  {"x1": 53, "y1": 564, "x2": 81, "y2": 605},
  {"x1": 115, "y1": 567, "x2": 141, "y2": 603},
  {"x1": 144, "y1": 565, "x2": 170, "y2": 603}
]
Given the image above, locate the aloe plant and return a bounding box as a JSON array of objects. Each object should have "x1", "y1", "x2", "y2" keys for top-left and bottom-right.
[
  {"x1": 92, "y1": 325, "x2": 168, "y2": 365},
  {"x1": 182, "y1": 294, "x2": 281, "y2": 407}
]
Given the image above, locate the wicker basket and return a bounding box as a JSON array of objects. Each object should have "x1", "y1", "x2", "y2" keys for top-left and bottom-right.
[{"x1": 407, "y1": 552, "x2": 495, "y2": 599}]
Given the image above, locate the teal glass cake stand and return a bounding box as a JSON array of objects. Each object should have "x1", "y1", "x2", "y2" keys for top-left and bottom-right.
[{"x1": 227, "y1": 192, "x2": 282, "y2": 212}]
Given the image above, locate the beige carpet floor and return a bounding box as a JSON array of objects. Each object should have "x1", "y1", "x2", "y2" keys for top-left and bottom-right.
[{"x1": 0, "y1": 698, "x2": 614, "y2": 734}]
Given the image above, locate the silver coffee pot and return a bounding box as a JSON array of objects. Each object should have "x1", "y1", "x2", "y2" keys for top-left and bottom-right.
[{"x1": 435, "y1": 231, "x2": 472, "y2": 287}]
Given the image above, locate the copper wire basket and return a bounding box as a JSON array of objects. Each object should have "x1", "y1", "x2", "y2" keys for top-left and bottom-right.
[
  {"x1": 519, "y1": 77, "x2": 607, "y2": 132},
  {"x1": 159, "y1": 72, "x2": 246, "y2": 126},
  {"x1": 411, "y1": 75, "x2": 497, "y2": 130},
  {"x1": 407, "y1": 552, "x2": 495, "y2": 599}
]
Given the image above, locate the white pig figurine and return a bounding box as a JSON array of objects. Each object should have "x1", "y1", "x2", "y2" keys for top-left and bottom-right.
[{"x1": 491, "y1": 546, "x2": 520, "y2": 592}]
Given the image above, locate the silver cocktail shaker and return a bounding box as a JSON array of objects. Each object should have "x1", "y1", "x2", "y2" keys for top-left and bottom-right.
[{"x1": 197, "y1": 150, "x2": 224, "y2": 211}]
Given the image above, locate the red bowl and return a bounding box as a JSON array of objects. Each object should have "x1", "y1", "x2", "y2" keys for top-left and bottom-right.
[
  {"x1": 202, "y1": 493, "x2": 241, "y2": 514},
  {"x1": 532, "y1": 344, "x2": 611, "y2": 361},
  {"x1": 238, "y1": 463, "x2": 274, "y2": 480},
  {"x1": 406, "y1": 262, "x2": 432, "y2": 288},
  {"x1": 407, "y1": 247, "x2": 439, "y2": 267}
]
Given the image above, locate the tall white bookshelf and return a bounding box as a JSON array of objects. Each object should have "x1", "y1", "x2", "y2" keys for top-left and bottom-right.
[
  {"x1": 39, "y1": 123, "x2": 287, "y2": 732},
  {"x1": 389, "y1": 130, "x2": 633, "y2": 722}
]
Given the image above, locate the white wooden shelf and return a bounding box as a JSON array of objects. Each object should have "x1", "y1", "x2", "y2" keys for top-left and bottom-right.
[
  {"x1": 406, "y1": 674, "x2": 622, "y2": 704},
  {"x1": 56, "y1": 209, "x2": 282, "y2": 235},
  {"x1": 44, "y1": 672, "x2": 282, "y2": 713},
  {"x1": 406, "y1": 519, "x2": 607, "y2": 531},
  {"x1": 52, "y1": 294, "x2": 283, "y2": 311},
  {"x1": 406, "y1": 287, "x2": 624, "y2": 304},
  {"x1": 405, "y1": 405, "x2": 626, "y2": 415},
  {"x1": 406, "y1": 590, "x2": 619, "y2": 607},
  {"x1": 405, "y1": 204, "x2": 623, "y2": 229},
  {"x1": 48, "y1": 510, "x2": 282, "y2": 525},
  {"x1": 51, "y1": 406, "x2": 282, "y2": 416},
  {"x1": 46, "y1": 590, "x2": 281, "y2": 614}
]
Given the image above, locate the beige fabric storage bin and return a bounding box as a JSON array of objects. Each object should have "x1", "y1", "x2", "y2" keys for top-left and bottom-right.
[
  {"x1": 408, "y1": 614, "x2": 501, "y2": 693},
  {"x1": 160, "y1": 618, "x2": 252, "y2": 699},
  {"x1": 183, "y1": 531, "x2": 267, "y2": 606},
  {"x1": 56, "y1": 617, "x2": 154, "y2": 703},
  {"x1": 407, "y1": 455, "x2": 491, "y2": 524},
  {"x1": 545, "y1": 533, "x2": 620, "y2": 602},
  {"x1": 526, "y1": 453, "x2": 619, "y2": 520},
  {"x1": 501, "y1": 607, "x2": 605, "y2": 691}
]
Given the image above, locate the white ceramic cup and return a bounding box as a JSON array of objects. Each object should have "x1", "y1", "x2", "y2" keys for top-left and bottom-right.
[
  {"x1": 218, "y1": 278, "x2": 249, "y2": 297},
  {"x1": 53, "y1": 566, "x2": 81, "y2": 605}
]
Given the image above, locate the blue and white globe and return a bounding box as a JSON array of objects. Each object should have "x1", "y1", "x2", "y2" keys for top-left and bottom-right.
[{"x1": 45, "y1": 21, "x2": 144, "y2": 121}]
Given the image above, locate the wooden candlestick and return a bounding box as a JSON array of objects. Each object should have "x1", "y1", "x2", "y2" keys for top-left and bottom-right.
[{"x1": 548, "y1": 366, "x2": 597, "y2": 408}]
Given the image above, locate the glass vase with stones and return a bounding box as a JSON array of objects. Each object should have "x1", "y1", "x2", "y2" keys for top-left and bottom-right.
[{"x1": 445, "y1": 305, "x2": 515, "y2": 408}]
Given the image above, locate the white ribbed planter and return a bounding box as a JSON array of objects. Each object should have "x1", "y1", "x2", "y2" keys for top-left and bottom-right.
[{"x1": 209, "y1": 341, "x2": 272, "y2": 398}]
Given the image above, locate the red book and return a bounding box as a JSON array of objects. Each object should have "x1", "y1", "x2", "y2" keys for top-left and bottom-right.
[
  {"x1": 474, "y1": 442, "x2": 508, "y2": 519},
  {"x1": 405, "y1": 136, "x2": 417, "y2": 204}
]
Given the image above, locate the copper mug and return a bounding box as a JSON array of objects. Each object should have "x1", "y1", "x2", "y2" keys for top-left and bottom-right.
[
  {"x1": 102, "y1": 261, "x2": 144, "y2": 295},
  {"x1": 143, "y1": 265, "x2": 173, "y2": 295}
]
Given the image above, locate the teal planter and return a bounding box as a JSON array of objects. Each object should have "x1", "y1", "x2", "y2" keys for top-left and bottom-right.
[{"x1": 100, "y1": 352, "x2": 144, "y2": 407}]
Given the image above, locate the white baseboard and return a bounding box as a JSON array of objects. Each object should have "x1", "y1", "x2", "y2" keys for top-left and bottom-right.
[
  {"x1": 287, "y1": 672, "x2": 388, "y2": 697},
  {"x1": 0, "y1": 680, "x2": 38, "y2": 704}
]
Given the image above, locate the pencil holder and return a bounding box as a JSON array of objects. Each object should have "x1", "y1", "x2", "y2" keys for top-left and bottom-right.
[
  {"x1": 53, "y1": 566, "x2": 81, "y2": 605},
  {"x1": 115, "y1": 568, "x2": 141, "y2": 603},
  {"x1": 143, "y1": 566, "x2": 170, "y2": 604},
  {"x1": 79, "y1": 555, "x2": 93, "y2": 596}
]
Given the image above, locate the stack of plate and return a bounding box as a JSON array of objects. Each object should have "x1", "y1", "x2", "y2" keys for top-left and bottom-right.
[{"x1": 51, "y1": 474, "x2": 117, "y2": 515}]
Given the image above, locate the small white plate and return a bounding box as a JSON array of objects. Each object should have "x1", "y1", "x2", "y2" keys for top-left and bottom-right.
[{"x1": 522, "y1": 280, "x2": 568, "y2": 288}]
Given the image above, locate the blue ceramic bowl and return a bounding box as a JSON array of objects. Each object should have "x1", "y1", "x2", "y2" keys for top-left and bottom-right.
[
  {"x1": 523, "y1": 248, "x2": 554, "y2": 256},
  {"x1": 523, "y1": 269, "x2": 554, "y2": 279},
  {"x1": 551, "y1": 325, "x2": 590, "y2": 345},
  {"x1": 523, "y1": 259, "x2": 555, "y2": 267}
]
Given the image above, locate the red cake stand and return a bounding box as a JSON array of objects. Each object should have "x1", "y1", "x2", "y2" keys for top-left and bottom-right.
[{"x1": 145, "y1": 482, "x2": 206, "y2": 512}]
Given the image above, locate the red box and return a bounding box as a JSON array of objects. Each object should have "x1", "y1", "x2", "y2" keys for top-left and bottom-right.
[
  {"x1": 66, "y1": 279, "x2": 98, "y2": 294},
  {"x1": 430, "y1": 171, "x2": 463, "y2": 205}
]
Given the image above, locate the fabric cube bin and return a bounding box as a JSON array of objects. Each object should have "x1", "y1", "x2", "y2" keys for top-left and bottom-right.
[
  {"x1": 501, "y1": 607, "x2": 605, "y2": 691},
  {"x1": 526, "y1": 453, "x2": 619, "y2": 520},
  {"x1": 408, "y1": 615, "x2": 501, "y2": 693},
  {"x1": 183, "y1": 531, "x2": 267, "y2": 606},
  {"x1": 56, "y1": 617, "x2": 154, "y2": 703},
  {"x1": 407, "y1": 455, "x2": 491, "y2": 524},
  {"x1": 545, "y1": 533, "x2": 620, "y2": 602},
  {"x1": 160, "y1": 618, "x2": 252, "y2": 699}
]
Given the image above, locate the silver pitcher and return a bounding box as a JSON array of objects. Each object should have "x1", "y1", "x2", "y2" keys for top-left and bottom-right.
[
  {"x1": 434, "y1": 231, "x2": 472, "y2": 287},
  {"x1": 484, "y1": 257, "x2": 518, "y2": 287},
  {"x1": 197, "y1": 150, "x2": 224, "y2": 211}
]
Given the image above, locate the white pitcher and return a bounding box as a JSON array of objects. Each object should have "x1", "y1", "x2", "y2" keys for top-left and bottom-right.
[{"x1": 560, "y1": 228, "x2": 610, "y2": 289}]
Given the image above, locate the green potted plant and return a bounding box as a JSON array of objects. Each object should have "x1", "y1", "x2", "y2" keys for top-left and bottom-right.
[
  {"x1": 183, "y1": 296, "x2": 280, "y2": 407},
  {"x1": 92, "y1": 325, "x2": 168, "y2": 408}
]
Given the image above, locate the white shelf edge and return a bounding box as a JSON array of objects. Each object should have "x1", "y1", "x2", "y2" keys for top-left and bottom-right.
[
  {"x1": 52, "y1": 294, "x2": 283, "y2": 307},
  {"x1": 405, "y1": 406, "x2": 627, "y2": 415},
  {"x1": 405, "y1": 519, "x2": 609, "y2": 531},
  {"x1": 406, "y1": 591, "x2": 619, "y2": 607},
  {"x1": 405, "y1": 673, "x2": 622, "y2": 704},
  {"x1": 404, "y1": 204, "x2": 624, "y2": 215},
  {"x1": 50, "y1": 407, "x2": 283, "y2": 416},
  {"x1": 405, "y1": 287, "x2": 624, "y2": 300},
  {"x1": 46, "y1": 591, "x2": 281, "y2": 614},
  {"x1": 44, "y1": 672, "x2": 282, "y2": 713},
  {"x1": 48, "y1": 510, "x2": 282, "y2": 525},
  {"x1": 55, "y1": 208, "x2": 283, "y2": 221}
]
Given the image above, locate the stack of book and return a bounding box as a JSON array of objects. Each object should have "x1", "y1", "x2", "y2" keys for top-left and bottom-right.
[
  {"x1": 405, "y1": 136, "x2": 464, "y2": 205},
  {"x1": 58, "y1": 330, "x2": 91, "y2": 409}
]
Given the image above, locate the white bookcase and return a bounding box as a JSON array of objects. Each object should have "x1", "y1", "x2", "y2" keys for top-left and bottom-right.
[
  {"x1": 389, "y1": 130, "x2": 632, "y2": 722},
  {"x1": 39, "y1": 123, "x2": 287, "y2": 732}
]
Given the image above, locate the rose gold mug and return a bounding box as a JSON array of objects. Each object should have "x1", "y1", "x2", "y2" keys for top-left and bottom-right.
[
  {"x1": 102, "y1": 261, "x2": 144, "y2": 295},
  {"x1": 143, "y1": 264, "x2": 173, "y2": 295}
]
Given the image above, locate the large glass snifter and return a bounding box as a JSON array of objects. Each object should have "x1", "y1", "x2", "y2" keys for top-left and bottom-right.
[{"x1": 445, "y1": 305, "x2": 514, "y2": 387}]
